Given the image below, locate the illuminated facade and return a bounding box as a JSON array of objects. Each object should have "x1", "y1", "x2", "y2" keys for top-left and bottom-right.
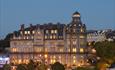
[
  {"x1": 10, "y1": 11, "x2": 87, "y2": 66},
  {"x1": 87, "y1": 30, "x2": 111, "y2": 42}
]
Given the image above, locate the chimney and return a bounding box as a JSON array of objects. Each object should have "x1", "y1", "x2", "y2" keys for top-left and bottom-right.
[
  {"x1": 30, "y1": 24, "x2": 33, "y2": 28},
  {"x1": 30, "y1": 24, "x2": 33, "y2": 31},
  {"x1": 20, "y1": 24, "x2": 24, "y2": 30}
]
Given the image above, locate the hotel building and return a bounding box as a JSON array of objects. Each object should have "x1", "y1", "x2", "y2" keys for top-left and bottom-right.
[{"x1": 10, "y1": 11, "x2": 87, "y2": 66}]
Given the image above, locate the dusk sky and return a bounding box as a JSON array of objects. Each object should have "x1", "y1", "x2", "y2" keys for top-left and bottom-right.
[{"x1": 0, "y1": 0, "x2": 115, "y2": 39}]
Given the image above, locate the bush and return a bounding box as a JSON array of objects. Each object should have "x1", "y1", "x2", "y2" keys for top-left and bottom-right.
[
  {"x1": 51, "y1": 62, "x2": 65, "y2": 70},
  {"x1": 74, "y1": 67, "x2": 97, "y2": 70},
  {"x1": 3, "y1": 64, "x2": 11, "y2": 70},
  {"x1": 16, "y1": 64, "x2": 27, "y2": 70}
]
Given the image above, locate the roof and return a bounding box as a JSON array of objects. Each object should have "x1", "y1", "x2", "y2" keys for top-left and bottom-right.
[{"x1": 73, "y1": 11, "x2": 80, "y2": 15}]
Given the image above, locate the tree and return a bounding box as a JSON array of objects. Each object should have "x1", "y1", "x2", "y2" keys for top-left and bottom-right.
[
  {"x1": 16, "y1": 64, "x2": 27, "y2": 70},
  {"x1": 94, "y1": 41, "x2": 115, "y2": 69},
  {"x1": 37, "y1": 62, "x2": 47, "y2": 70},
  {"x1": 27, "y1": 60, "x2": 35, "y2": 70},
  {"x1": 3, "y1": 64, "x2": 11, "y2": 70},
  {"x1": 51, "y1": 62, "x2": 65, "y2": 70},
  {"x1": 73, "y1": 67, "x2": 96, "y2": 70}
]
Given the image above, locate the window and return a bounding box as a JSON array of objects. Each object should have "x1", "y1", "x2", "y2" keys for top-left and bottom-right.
[
  {"x1": 73, "y1": 48, "x2": 76, "y2": 52},
  {"x1": 73, "y1": 56, "x2": 76, "y2": 59},
  {"x1": 20, "y1": 31, "x2": 23, "y2": 35},
  {"x1": 53, "y1": 35, "x2": 56, "y2": 39},
  {"x1": 73, "y1": 29, "x2": 76, "y2": 32},
  {"x1": 25, "y1": 31, "x2": 27, "y2": 34},
  {"x1": 50, "y1": 35, "x2": 52, "y2": 39},
  {"x1": 32, "y1": 31, "x2": 35, "y2": 34},
  {"x1": 44, "y1": 54, "x2": 48, "y2": 58},
  {"x1": 73, "y1": 60, "x2": 76, "y2": 63},
  {"x1": 80, "y1": 48, "x2": 84, "y2": 53},
  {"x1": 55, "y1": 30, "x2": 57, "y2": 33},
  {"x1": 51, "y1": 30, "x2": 54, "y2": 34},
  {"x1": 27, "y1": 36, "x2": 29, "y2": 39},
  {"x1": 12, "y1": 48, "x2": 17, "y2": 52},
  {"x1": 46, "y1": 30, "x2": 49, "y2": 34},
  {"x1": 28, "y1": 31, "x2": 30, "y2": 34},
  {"x1": 31, "y1": 36, "x2": 34, "y2": 39},
  {"x1": 60, "y1": 48, "x2": 63, "y2": 52},
  {"x1": 38, "y1": 31, "x2": 40, "y2": 34},
  {"x1": 53, "y1": 56, "x2": 56, "y2": 59},
  {"x1": 68, "y1": 49, "x2": 70, "y2": 52},
  {"x1": 80, "y1": 35, "x2": 84, "y2": 38},
  {"x1": 59, "y1": 56, "x2": 61, "y2": 59},
  {"x1": 81, "y1": 29, "x2": 84, "y2": 32},
  {"x1": 45, "y1": 35, "x2": 48, "y2": 39},
  {"x1": 92, "y1": 49, "x2": 96, "y2": 53}
]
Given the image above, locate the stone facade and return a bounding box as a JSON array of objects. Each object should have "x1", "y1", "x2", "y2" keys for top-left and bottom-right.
[{"x1": 10, "y1": 11, "x2": 87, "y2": 66}]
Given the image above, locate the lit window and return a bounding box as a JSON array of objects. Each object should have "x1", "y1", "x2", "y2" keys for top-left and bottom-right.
[
  {"x1": 39, "y1": 54, "x2": 41, "y2": 57},
  {"x1": 38, "y1": 31, "x2": 40, "y2": 34},
  {"x1": 55, "y1": 30, "x2": 57, "y2": 33},
  {"x1": 27, "y1": 36, "x2": 29, "y2": 39},
  {"x1": 45, "y1": 48, "x2": 48, "y2": 52},
  {"x1": 59, "y1": 36, "x2": 63, "y2": 39},
  {"x1": 45, "y1": 35, "x2": 47, "y2": 39},
  {"x1": 92, "y1": 49, "x2": 96, "y2": 53},
  {"x1": 46, "y1": 30, "x2": 49, "y2": 34},
  {"x1": 73, "y1": 14, "x2": 80, "y2": 17},
  {"x1": 80, "y1": 35, "x2": 84, "y2": 38},
  {"x1": 28, "y1": 31, "x2": 30, "y2": 34},
  {"x1": 73, "y1": 56, "x2": 76, "y2": 59},
  {"x1": 73, "y1": 29, "x2": 76, "y2": 32},
  {"x1": 88, "y1": 42, "x2": 91, "y2": 46},
  {"x1": 24, "y1": 36, "x2": 26, "y2": 39},
  {"x1": 74, "y1": 24, "x2": 76, "y2": 26},
  {"x1": 20, "y1": 31, "x2": 23, "y2": 35},
  {"x1": 50, "y1": 35, "x2": 52, "y2": 39},
  {"x1": 25, "y1": 31, "x2": 27, "y2": 34},
  {"x1": 73, "y1": 48, "x2": 76, "y2": 52},
  {"x1": 53, "y1": 59, "x2": 56, "y2": 63},
  {"x1": 80, "y1": 48, "x2": 84, "y2": 53},
  {"x1": 18, "y1": 59, "x2": 22, "y2": 64},
  {"x1": 51, "y1": 30, "x2": 54, "y2": 34},
  {"x1": 53, "y1": 56, "x2": 56, "y2": 59},
  {"x1": 31, "y1": 36, "x2": 34, "y2": 39},
  {"x1": 12, "y1": 48, "x2": 17, "y2": 52},
  {"x1": 44, "y1": 54, "x2": 48, "y2": 58},
  {"x1": 73, "y1": 60, "x2": 76, "y2": 63},
  {"x1": 51, "y1": 59, "x2": 53, "y2": 63},
  {"x1": 67, "y1": 41, "x2": 70, "y2": 45},
  {"x1": 32, "y1": 31, "x2": 35, "y2": 34},
  {"x1": 60, "y1": 49, "x2": 63, "y2": 52},
  {"x1": 35, "y1": 48, "x2": 42, "y2": 52},
  {"x1": 81, "y1": 29, "x2": 83, "y2": 32},
  {"x1": 59, "y1": 56, "x2": 61, "y2": 59},
  {"x1": 68, "y1": 49, "x2": 70, "y2": 52},
  {"x1": 53, "y1": 35, "x2": 56, "y2": 39}
]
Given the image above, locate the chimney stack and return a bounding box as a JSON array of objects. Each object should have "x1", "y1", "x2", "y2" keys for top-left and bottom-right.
[{"x1": 20, "y1": 24, "x2": 24, "y2": 30}]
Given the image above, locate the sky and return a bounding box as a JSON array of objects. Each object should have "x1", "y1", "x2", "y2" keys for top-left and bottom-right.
[{"x1": 0, "y1": 0, "x2": 115, "y2": 39}]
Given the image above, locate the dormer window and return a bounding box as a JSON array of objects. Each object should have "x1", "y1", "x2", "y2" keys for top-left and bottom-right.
[
  {"x1": 20, "y1": 31, "x2": 23, "y2": 35},
  {"x1": 51, "y1": 30, "x2": 54, "y2": 34},
  {"x1": 46, "y1": 30, "x2": 49, "y2": 34},
  {"x1": 54, "y1": 30, "x2": 57, "y2": 33},
  {"x1": 25, "y1": 31, "x2": 27, "y2": 34},
  {"x1": 81, "y1": 29, "x2": 83, "y2": 32},
  {"x1": 28, "y1": 31, "x2": 30, "y2": 34},
  {"x1": 32, "y1": 31, "x2": 35, "y2": 34}
]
